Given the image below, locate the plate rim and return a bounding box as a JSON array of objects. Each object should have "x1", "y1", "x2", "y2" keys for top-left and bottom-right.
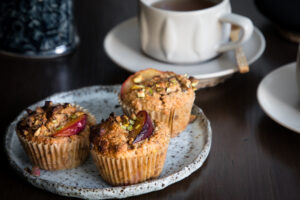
[
  {"x1": 104, "y1": 17, "x2": 266, "y2": 79},
  {"x1": 257, "y1": 62, "x2": 300, "y2": 134},
  {"x1": 5, "y1": 85, "x2": 212, "y2": 199}
]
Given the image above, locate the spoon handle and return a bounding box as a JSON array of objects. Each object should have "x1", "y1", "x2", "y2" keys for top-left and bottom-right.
[{"x1": 230, "y1": 25, "x2": 249, "y2": 74}]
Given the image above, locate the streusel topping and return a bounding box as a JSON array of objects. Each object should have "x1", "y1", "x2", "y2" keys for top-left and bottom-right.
[{"x1": 17, "y1": 101, "x2": 86, "y2": 137}]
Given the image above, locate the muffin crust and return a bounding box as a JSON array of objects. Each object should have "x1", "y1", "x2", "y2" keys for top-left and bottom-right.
[
  {"x1": 121, "y1": 72, "x2": 197, "y2": 111},
  {"x1": 90, "y1": 113, "x2": 170, "y2": 158},
  {"x1": 120, "y1": 70, "x2": 197, "y2": 137}
]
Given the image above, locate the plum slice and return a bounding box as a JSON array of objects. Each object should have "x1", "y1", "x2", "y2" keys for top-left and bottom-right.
[
  {"x1": 120, "y1": 68, "x2": 163, "y2": 99},
  {"x1": 130, "y1": 111, "x2": 154, "y2": 144},
  {"x1": 53, "y1": 114, "x2": 87, "y2": 137}
]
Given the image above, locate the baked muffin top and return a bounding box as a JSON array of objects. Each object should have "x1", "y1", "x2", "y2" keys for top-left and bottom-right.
[
  {"x1": 90, "y1": 112, "x2": 170, "y2": 158},
  {"x1": 17, "y1": 101, "x2": 89, "y2": 138},
  {"x1": 121, "y1": 69, "x2": 198, "y2": 110}
]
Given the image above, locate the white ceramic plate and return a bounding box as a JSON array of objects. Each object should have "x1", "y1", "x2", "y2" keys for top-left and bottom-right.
[
  {"x1": 104, "y1": 17, "x2": 265, "y2": 79},
  {"x1": 257, "y1": 62, "x2": 300, "y2": 133},
  {"x1": 5, "y1": 85, "x2": 212, "y2": 199}
]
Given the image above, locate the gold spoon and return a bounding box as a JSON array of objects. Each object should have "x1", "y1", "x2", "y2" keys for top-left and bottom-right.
[{"x1": 230, "y1": 25, "x2": 250, "y2": 74}]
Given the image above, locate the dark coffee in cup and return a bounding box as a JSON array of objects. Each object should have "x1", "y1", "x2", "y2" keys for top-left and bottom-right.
[{"x1": 152, "y1": 0, "x2": 217, "y2": 11}]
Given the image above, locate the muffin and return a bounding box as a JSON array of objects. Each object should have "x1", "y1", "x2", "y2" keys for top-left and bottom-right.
[
  {"x1": 90, "y1": 111, "x2": 170, "y2": 186},
  {"x1": 119, "y1": 68, "x2": 198, "y2": 137},
  {"x1": 16, "y1": 101, "x2": 96, "y2": 171}
]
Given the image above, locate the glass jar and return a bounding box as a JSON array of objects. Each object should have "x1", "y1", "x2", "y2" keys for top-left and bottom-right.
[{"x1": 0, "y1": 0, "x2": 79, "y2": 58}]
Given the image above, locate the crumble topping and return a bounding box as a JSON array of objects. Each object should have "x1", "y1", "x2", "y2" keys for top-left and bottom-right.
[
  {"x1": 129, "y1": 72, "x2": 198, "y2": 99},
  {"x1": 90, "y1": 113, "x2": 169, "y2": 157},
  {"x1": 17, "y1": 101, "x2": 85, "y2": 137}
]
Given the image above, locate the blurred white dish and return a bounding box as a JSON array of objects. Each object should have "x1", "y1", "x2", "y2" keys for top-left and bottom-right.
[{"x1": 257, "y1": 62, "x2": 300, "y2": 133}]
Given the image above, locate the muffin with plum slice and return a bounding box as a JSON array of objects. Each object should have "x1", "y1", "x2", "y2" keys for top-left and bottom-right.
[
  {"x1": 16, "y1": 101, "x2": 96, "y2": 171},
  {"x1": 119, "y1": 68, "x2": 198, "y2": 137},
  {"x1": 90, "y1": 111, "x2": 170, "y2": 186}
]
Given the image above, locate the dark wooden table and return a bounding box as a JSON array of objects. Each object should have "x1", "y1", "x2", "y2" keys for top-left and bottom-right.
[{"x1": 1, "y1": 0, "x2": 299, "y2": 199}]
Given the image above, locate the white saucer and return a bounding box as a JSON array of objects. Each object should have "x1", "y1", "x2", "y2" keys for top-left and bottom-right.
[
  {"x1": 104, "y1": 17, "x2": 266, "y2": 79},
  {"x1": 257, "y1": 62, "x2": 300, "y2": 133}
]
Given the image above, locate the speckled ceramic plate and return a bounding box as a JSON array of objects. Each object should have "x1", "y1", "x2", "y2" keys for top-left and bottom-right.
[{"x1": 5, "y1": 85, "x2": 212, "y2": 199}]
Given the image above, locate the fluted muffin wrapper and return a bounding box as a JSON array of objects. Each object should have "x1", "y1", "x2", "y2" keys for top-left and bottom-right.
[
  {"x1": 16, "y1": 105, "x2": 96, "y2": 171},
  {"x1": 17, "y1": 132, "x2": 90, "y2": 170},
  {"x1": 91, "y1": 145, "x2": 168, "y2": 186},
  {"x1": 118, "y1": 95, "x2": 194, "y2": 138}
]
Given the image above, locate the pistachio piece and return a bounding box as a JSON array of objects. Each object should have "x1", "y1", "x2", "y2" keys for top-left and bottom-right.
[
  {"x1": 122, "y1": 120, "x2": 129, "y2": 127},
  {"x1": 190, "y1": 77, "x2": 199, "y2": 88},
  {"x1": 191, "y1": 81, "x2": 198, "y2": 88},
  {"x1": 166, "y1": 87, "x2": 172, "y2": 94},
  {"x1": 146, "y1": 87, "x2": 153, "y2": 95},
  {"x1": 131, "y1": 114, "x2": 137, "y2": 120},
  {"x1": 137, "y1": 89, "x2": 145, "y2": 98},
  {"x1": 70, "y1": 114, "x2": 77, "y2": 119},
  {"x1": 170, "y1": 77, "x2": 178, "y2": 84},
  {"x1": 34, "y1": 127, "x2": 41, "y2": 136},
  {"x1": 133, "y1": 75, "x2": 143, "y2": 83},
  {"x1": 135, "y1": 123, "x2": 141, "y2": 129},
  {"x1": 120, "y1": 124, "x2": 127, "y2": 130},
  {"x1": 56, "y1": 125, "x2": 63, "y2": 131},
  {"x1": 127, "y1": 125, "x2": 133, "y2": 131},
  {"x1": 131, "y1": 84, "x2": 145, "y2": 90},
  {"x1": 156, "y1": 87, "x2": 162, "y2": 92}
]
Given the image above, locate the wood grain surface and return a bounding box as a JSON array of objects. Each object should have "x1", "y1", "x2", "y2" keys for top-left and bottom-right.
[{"x1": 0, "y1": 0, "x2": 299, "y2": 199}]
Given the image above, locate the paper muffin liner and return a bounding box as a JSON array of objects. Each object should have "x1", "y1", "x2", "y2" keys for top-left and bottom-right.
[
  {"x1": 118, "y1": 95, "x2": 194, "y2": 138},
  {"x1": 16, "y1": 104, "x2": 96, "y2": 171},
  {"x1": 91, "y1": 145, "x2": 168, "y2": 186}
]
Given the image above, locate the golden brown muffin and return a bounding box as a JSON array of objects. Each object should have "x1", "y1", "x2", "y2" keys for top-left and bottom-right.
[
  {"x1": 90, "y1": 111, "x2": 170, "y2": 186},
  {"x1": 119, "y1": 68, "x2": 198, "y2": 137},
  {"x1": 16, "y1": 101, "x2": 96, "y2": 171}
]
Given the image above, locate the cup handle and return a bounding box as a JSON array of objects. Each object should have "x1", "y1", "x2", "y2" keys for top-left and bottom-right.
[{"x1": 217, "y1": 13, "x2": 254, "y2": 52}]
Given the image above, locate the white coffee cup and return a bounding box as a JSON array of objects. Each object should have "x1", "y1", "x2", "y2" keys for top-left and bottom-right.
[{"x1": 139, "y1": 0, "x2": 254, "y2": 64}]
